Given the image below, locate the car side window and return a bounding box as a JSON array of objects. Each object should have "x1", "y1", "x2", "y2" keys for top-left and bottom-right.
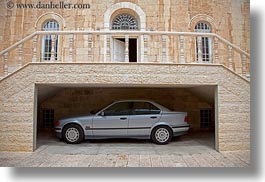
[
  {"x1": 103, "y1": 102, "x2": 131, "y2": 116},
  {"x1": 132, "y1": 102, "x2": 161, "y2": 115}
]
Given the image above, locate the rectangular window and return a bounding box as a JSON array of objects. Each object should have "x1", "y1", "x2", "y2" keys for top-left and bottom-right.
[
  {"x1": 42, "y1": 109, "x2": 55, "y2": 128},
  {"x1": 41, "y1": 35, "x2": 58, "y2": 61},
  {"x1": 200, "y1": 109, "x2": 212, "y2": 128},
  {"x1": 195, "y1": 37, "x2": 212, "y2": 63}
]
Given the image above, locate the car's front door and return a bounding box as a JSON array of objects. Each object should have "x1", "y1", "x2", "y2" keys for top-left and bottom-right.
[
  {"x1": 92, "y1": 102, "x2": 131, "y2": 137},
  {"x1": 128, "y1": 102, "x2": 161, "y2": 137}
]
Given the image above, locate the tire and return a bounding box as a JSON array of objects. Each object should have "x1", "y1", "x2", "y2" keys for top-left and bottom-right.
[
  {"x1": 63, "y1": 124, "x2": 84, "y2": 144},
  {"x1": 151, "y1": 126, "x2": 172, "y2": 145}
]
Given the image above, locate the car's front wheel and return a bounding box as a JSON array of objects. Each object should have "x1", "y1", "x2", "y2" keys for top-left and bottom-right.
[
  {"x1": 63, "y1": 124, "x2": 84, "y2": 144},
  {"x1": 151, "y1": 126, "x2": 172, "y2": 145}
]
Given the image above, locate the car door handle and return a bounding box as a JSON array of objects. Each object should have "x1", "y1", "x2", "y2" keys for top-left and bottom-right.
[
  {"x1": 150, "y1": 116, "x2": 157, "y2": 119},
  {"x1": 120, "y1": 117, "x2": 127, "y2": 120}
]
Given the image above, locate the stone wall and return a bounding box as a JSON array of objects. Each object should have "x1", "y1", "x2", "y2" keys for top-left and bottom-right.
[
  {"x1": 0, "y1": 0, "x2": 250, "y2": 50},
  {"x1": 0, "y1": 63, "x2": 250, "y2": 152},
  {"x1": 0, "y1": 0, "x2": 250, "y2": 77}
]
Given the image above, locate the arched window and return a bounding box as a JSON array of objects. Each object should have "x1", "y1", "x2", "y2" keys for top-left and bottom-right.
[
  {"x1": 195, "y1": 22, "x2": 211, "y2": 33},
  {"x1": 41, "y1": 20, "x2": 59, "y2": 61},
  {"x1": 195, "y1": 22, "x2": 212, "y2": 62},
  {"x1": 112, "y1": 14, "x2": 138, "y2": 30}
]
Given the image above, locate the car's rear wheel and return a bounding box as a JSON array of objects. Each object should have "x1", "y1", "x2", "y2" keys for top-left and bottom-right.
[
  {"x1": 63, "y1": 124, "x2": 84, "y2": 144},
  {"x1": 151, "y1": 126, "x2": 172, "y2": 145}
]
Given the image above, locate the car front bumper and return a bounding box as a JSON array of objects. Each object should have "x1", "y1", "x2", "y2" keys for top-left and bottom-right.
[{"x1": 54, "y1": 127, "x2": 62, "y2": 139}]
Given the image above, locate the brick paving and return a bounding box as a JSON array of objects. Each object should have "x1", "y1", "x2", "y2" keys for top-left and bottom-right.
[{"x1": 0, "y1": 132, "x2": 250, "y2": 167}]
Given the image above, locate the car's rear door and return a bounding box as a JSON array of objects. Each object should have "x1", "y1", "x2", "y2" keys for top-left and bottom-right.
[
  {"x1": 92, "y1": 102, "x2": 131, "y2": 137},
  {"x1": 128, "y1": 101, "x2": 161, "y2": 137}
]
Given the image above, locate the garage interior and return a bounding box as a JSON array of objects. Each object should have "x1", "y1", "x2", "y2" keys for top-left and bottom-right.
[{"x1": 36, "y1": 84, "x2": 217, "y2": 153}]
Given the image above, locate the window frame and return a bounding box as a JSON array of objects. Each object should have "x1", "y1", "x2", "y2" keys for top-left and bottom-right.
[
  {"x1": 102, "y1": 102, "x2": 132, "y2": 116},
  {"x1": 200, "y1": 109, "x2": 213, "y2": 129},
  {"x1": 195, "y1": 22, "x2": 213, "y2": 63},
  {"x1": 112, "y1": 13, "x2": 139, "y2": 31},
  {"x1": 41, "y1": 108, "x2": 55, "y2": 128},
  {"x1": 41, "y1": 20, "x2": 59, "y2": 61}
]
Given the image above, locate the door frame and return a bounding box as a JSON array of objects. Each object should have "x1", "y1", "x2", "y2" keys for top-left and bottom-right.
[{"x1": 111, "y1": 35, "x2": 140, "y2": 63}]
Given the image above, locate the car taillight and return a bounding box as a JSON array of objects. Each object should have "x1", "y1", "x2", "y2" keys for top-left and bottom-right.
[
  {"x1": 55, "y1": 121, "x2": 60, "y2": 127},
  {"x1": 184, "y1": 116, "x2": 188, "y2": 123}
]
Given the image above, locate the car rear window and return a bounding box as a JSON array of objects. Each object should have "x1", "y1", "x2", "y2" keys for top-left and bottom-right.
[{"x1": 132, "y1": 102, "x2": 161, "y2": 115}]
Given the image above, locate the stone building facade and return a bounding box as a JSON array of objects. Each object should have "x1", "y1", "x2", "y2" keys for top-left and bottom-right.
[{"x1": 0, "y1": 0, "x2": 250, "y2": 152}]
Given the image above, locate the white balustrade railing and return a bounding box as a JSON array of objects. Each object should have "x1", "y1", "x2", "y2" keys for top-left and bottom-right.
[{"x1": 0, "y1": 30, "x2": 250, "y2": 79}]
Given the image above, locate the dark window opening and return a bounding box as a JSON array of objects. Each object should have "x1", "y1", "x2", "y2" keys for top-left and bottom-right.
[
  {"x1": 200, "y1": 109, "x2": 213, "y2": 128},
  {"x1": 129, "y1": 39, "x2": 137, "y2": 62},
  {"x1": 42, "y1": 109, "x2": 55, "y2": 128}
]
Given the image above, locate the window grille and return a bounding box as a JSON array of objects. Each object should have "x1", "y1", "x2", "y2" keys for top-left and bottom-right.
[
  {"x1": 112, "y1": 14, "x2": 138, "y2": 30},
  {"x1": 195, "y1": 22, "x2": 211, "y2": 33},
  {"x1": 41, "y1": 20, "x2": 59, "y2": 61},
  {"x1": 200, "y1": 109, "x2": 212, "y2": 128},
  {"x1": 195, "y1": 22, "x2": 212, "y2": 62},
  {"x1": 42, "y1": 109, "x2": 55, "y2": 128}
]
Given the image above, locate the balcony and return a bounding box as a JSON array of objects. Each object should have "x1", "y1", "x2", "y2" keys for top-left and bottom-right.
[{"x1": 0, "y1": 30, "x2": 250, "y2": 80}]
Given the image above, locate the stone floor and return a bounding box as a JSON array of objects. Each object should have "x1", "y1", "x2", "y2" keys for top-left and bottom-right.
[{"x1": 0, "y1": 132, "x2": 250, "y2": 167}]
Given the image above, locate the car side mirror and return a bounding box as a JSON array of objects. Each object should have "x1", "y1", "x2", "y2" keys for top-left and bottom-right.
[
  {"x1": 100, "y1": 112, "x2": 105, "y2": 116},
  {"x1": 90, "y1": 110, "x2": 96, "y2": 115}
]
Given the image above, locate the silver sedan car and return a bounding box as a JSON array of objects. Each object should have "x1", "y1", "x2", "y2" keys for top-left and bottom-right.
[{"x1": 54, "y1": 100, "x2": 190, "y2": 145}]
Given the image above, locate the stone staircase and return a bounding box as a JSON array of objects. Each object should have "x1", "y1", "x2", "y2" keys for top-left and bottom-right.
[{"x1": 0, "y1": 30, "x2": 250, "y2": 80}]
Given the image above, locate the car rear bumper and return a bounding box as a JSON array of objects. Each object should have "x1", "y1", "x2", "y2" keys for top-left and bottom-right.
[{"x1": 172, "y1": 125, "x2": 190, "y2": 136}]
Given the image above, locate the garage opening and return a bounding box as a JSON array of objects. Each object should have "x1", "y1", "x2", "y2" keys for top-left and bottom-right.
[{"x1": 36, "y1": 85, "x2": 217, "y2": 153}]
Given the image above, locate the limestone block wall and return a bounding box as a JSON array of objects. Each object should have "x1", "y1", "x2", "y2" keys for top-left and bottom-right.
[
  {"x1": 0, "y1": 63, "x2": 250, "y2": 152},
  {"x1": 0, "y1": 0, "x2": 250, "y2": 76},
  {"x1": 0, "y1": 0, "x2": 250, "y2": 50},
  {"x1": 0, "y1": 68, "x2": 36, "y2": 151}
]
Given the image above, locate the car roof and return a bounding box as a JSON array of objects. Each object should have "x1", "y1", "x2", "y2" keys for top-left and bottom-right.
[
  {"x1": 112, "y1": 100, "x2": 171, "y2": 111},
  {"x1": 113, "y1": 99, "x2": 156, "y2": 103}
]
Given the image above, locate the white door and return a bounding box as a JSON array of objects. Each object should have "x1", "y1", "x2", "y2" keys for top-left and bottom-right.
[{"x1": 113, "y1": 39, "x2": 125, "y2": 62}]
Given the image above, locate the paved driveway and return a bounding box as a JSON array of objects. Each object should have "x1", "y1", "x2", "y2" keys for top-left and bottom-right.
[{"x1": 0, "y1": 132, "x2": 250, "y2": 167}]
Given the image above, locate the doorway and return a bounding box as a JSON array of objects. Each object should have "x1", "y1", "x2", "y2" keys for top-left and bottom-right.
[{"x1": 113, "y1": 38, "x2": 137, "y2": 62}]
